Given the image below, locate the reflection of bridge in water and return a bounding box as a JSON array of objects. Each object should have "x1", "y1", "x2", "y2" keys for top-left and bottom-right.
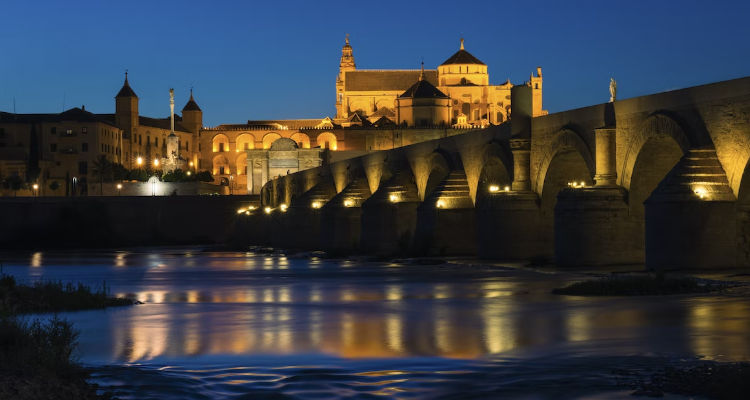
[
  {"x1": 102, "y1": 254, "x2": 750, "y2": 364},
  {"x1": 251, "y1": 76, "x2": 750, "y2": 269}
]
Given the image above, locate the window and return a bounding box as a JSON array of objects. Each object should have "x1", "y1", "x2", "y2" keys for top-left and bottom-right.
[
  {"x1": 219, "y1": 166, "x2": 225, "y2": 175},
  {"x1": 155, "y1": 137, "x2": 159, "y2": 147},
  {"x1": 82, "y1": 142, "x2": 88, "y2": 152},
  {"x1": 66, "y1": 129, "x2": 73, "y2": 135},
  {"x1": 186, "y1": 141, "x2": 189, "y2": 152},
  {"x1": 51, "y1": 127, "x2": 56, "y2": 134},
  {"x1": 78, "y1": 161, "x2": 88, "y2": 174},
  {"x1": 138, "y1": 135, "x2": 142, "y2": 145},
  {"x1": 146, "y1": 136, "x2": 150, "y2": 146},
  {"x1": 82, "y1": 127, "x2": 87, "y2": 134},
  {"x1": 219, "y1": 143, "x2": 225, "y2": 152}
]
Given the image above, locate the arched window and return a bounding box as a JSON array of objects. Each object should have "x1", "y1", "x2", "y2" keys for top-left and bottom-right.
[
  {"x1": 290, "y1": 132, "x2": 311, "y2": 149},
  {"x1": 262, "y1": 133, "x2": 281, "y2": 149},
  {"x1": 316, "y1": 132, "x2": 337, "y2": 150},
  {"x1": 236, "y1": 133, "x2": 255, "y2": 151},
  {"x1": 212, "y1": 134, "x2": 230, "y2": 152}
]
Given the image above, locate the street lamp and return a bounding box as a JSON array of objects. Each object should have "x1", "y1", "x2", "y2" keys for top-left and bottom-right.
[
  {"x1": 32, "y1": 183, "x2": 39, "y2": 197},
  {"x1": 116, "y1": 183, "x2": 123, "y2": 196},
  {"x1": 153, "y1": 159, "x2": 160, "y2": 168},
  {"x1": 136, "y1": 156, "x2": 143, "y2": 167}
]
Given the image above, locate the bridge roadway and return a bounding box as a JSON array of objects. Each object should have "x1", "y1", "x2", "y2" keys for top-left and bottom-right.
[{"x1": 242, "y1": 76, "x2": 750, "y2": 269}]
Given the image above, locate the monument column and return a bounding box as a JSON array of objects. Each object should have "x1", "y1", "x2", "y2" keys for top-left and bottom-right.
[
  {"x1": 594, "y1": 128, "x2": 617, "y2": 186},
  {"x1": 510, "y1": 139, "x2": 531, "y2": 191}
]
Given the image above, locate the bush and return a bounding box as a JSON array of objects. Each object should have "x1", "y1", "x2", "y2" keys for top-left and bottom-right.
[
  {"x1": 1, "y1": 273, "x2": 134, "y2": 315},
  {"x1": 0, "y1": 316, "x2": 78, "y2": 375}
]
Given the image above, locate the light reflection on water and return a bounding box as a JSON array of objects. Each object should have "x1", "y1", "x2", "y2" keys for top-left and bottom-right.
[{"x1": 3, "y1": 250, "x2": 750, "y2": 398}]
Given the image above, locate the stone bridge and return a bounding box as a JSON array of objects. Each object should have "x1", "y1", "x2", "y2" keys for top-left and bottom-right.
[{"x1": 245, "y1": 76, "x2": 750, "y2": 269}]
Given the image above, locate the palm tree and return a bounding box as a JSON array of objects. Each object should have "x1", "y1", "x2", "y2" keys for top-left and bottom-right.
[{"x1": 91, "y1": 155, "x2": 113, "y2": 196}]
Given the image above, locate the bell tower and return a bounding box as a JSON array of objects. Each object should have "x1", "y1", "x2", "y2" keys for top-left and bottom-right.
[
  {"x1": 336, "y1": 34, "x2": 356, "y2": 119},
  {"x1": 115, "y1": 71, "x2": 139, "y2": 138}
]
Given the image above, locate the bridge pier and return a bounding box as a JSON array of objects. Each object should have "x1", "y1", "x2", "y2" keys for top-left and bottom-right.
[
  {"x1": 273, "y1": 180, "x2": 336, "y2": 250},
  {"x1": 554, "y1": 187, "x2": 641, "y2": 266},
  {"x1": 476, "y1": 191, "x2": 545, "y2": 260},
  {"x1": 360, "y1": 172, "x2": 420, "y2": 255},
  {"x1": 413, "y1": 170, "x2": 477, "y2": 255},
  {"x1": 321, "y1": 179, "x2": 371, "y2": 254},
  {"x1": 645, "y1": 149, "x2": 737, "y2": 269}
]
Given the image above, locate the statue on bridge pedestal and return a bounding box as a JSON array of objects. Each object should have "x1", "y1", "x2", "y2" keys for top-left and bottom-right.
[{"x1": 609, "y1": 78, "x2": 617, "y2": 102}]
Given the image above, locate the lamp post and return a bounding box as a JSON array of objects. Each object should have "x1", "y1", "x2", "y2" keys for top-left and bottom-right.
[
  {"x1": 32, "y1": 183, "x2": 39, "y2": 197},
  {"x1": 72, "y1": 177, "x2": 78, "y2": 197},
  {"x1": 116, "y1": 183, "x2": 122, "y2": 196}
]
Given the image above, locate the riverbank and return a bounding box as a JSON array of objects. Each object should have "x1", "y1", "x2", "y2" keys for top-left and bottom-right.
[{"x1": 0, "y1": 273, "x2": 135, "y2": 400}]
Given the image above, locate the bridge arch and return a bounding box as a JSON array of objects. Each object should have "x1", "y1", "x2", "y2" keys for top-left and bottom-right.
[
  {"x1": 620, "y1": 112, "x2": 691, "y2": 191},
  {"x1": 475, "y1": 142, "x2": 512, "y2": 203},
  {"x1": 535, "y1": 127, "x2": 594, "y2": 196},
  {"x1": 421, "y1": 150, "x2": 452, "y2": 201}
]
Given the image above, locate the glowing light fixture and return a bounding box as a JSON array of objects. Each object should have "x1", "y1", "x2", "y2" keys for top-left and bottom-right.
[
  {"x1": 280, "y1": 204, "x2": 288, "y2": 212},
  {"x1": 32, "y1": 184, "x2": 39, "y2": 190},
  {"x1": 343, "y1": 199, "x2": 355, "y2": 207},
  {"x1": 245, "y1": 211, "x2": 251, "y2": 216},
  {"x1": 136, "y1": 156, "x2": 143, "y2": 166},
  {"x1": 264, "y1": 207, "x2": 272, "y2": 214},
  {"x1": 237, "y1": 208, "x2": 246, "y2": 214},
  {"x1": 504, "y1": 186, "x2": 510, "y2": 192},
  {"x1": 153, "y1": 159, "x2": 160, "y2": 167},
  {"x1": 186, "y1": 171, "x2": 191, "y2": 176},
  {"x1": 247, "y1": 206, "x2": 257, "y2": 211},
  {"x1": 567, "y1": 181, "x2": 587, "y2": 189},
  {"x1": 311, "y1": 201, "x2": 322, "y2": 209},
  {"x1": 389, "y1": 193, "x2": 399, "y2": 203},
  {"x1": 116, "y1": 183, "x2": 123, "y2": 190},
  {"x1": 436, "y1": 199, "x2": 446, "y2": 208},
  {"x1": 694, "y1": 187, "x2": 707, "y2": 199},
  {"x1": 488, "y1": 185, "x2": 500, "y2": 193},
  {"x1": 189, "y1": 161, "x2": 194, "y2": 167}
]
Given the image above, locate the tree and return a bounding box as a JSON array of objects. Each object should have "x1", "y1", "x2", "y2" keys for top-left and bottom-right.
[
  {"x1": 195, "y1": 171, "x2": 213, "y2": 182},
  {"x1": 5, "y1": 175, "x2": 24, "y2": 197},
  {"x1": 91, "y1": 155, "x2": 113, "y2": 195},
  {"x1": 49, "y1": 181, "x2": 60, "y2": 192}
]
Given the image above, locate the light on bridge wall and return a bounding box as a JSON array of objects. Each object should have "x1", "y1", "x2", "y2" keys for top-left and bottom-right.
[
  {"x1": 280, "y1": 204, "x2": 288, "y2": 212},
  {"x1": 389, "y1": 193, "x2": 399, "y2": 203},
  {"x1": 311, "y1": 201, "x2": 323, "y2": 209},
  {"x1": 264, "y1": 207, "x2": 272, "y2": 214},
  {"x1": 488, "y1": 185, "x2": 500, "y2": 193},
  {"x1": 693, "y1": 186, "x2": 708, "y2": 200},
  {"x1": 436, "y1": 199, "x2": 446, "y2": 208},
  {"x1": 567, "y1": 181, "x2": 587, "y2": 189},
  {"x1": 153, "y1": 159, "x2": 160, "y2": 167},
  {"x1": 343, "y1": 199, "x2": 355, "y2": 207}
]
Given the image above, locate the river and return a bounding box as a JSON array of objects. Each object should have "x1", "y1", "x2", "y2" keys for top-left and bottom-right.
[{"x1": 2, "y1": 249, "x2": 749, "y2": 399}]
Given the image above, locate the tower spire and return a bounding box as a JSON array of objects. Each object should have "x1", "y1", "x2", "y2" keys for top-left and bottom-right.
[
  {"x1": 419, "y1": 61, "x2": 425, "y2": 81},
  {"x1": 460, "y1": 38, "x2": 464, "y2": 50},
  {"x1": 125, "y1": 69, "x2": 128, "y2": 82}
]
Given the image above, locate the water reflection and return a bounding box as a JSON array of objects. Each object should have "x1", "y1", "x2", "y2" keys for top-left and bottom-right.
[{"x1": 4, "y1": 251, "x2": 750, "y2": 366}]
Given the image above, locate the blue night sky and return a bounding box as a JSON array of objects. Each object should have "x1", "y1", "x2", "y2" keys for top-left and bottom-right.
[{"x1": 2, "y1": 0, "x2": 749, "y2": 126}]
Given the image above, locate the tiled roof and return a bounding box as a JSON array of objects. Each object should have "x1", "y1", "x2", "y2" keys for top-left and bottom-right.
[
  {"x1": 115, "y1": 79, "x2": 138, "y2": 98},
  {"x1": 182, "y1": 92, "x2": 201, "y2": 112},
  {"x1": 440, "y1": 49, "x2": 485, "y2": 66},
  {"x1": 0, "y1": 108, "x2": 119, "y2": 127},
  {"x1": 399, "y1": 79, "x2": 449, "y2": 99},
  {"x1": 344, "y1": 70, "x2": 438, "y2": 91}
]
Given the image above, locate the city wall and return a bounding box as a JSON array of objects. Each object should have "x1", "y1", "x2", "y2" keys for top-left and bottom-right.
[{"x1": 0, "y1": 195, "x2": 258, "y2": 249}]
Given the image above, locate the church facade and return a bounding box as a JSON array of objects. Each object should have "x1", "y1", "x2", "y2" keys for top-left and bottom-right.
[{"x1": 335, "y1": 37, "x2": 546, "y2": 127}]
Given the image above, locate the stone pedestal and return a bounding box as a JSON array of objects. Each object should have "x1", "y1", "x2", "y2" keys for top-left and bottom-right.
[
  {"x1": 476, "y1": 191, "x2": 546, "y2": 261},
  {"x1": 594, "y1": 128, "x2": 617, "y2": 186},
  {"x1": 554, "y1": 187, "x2": 641, "y2": 266},
  {"x1": 510, "y1": 139, "x2": 531, "y2": 191}
]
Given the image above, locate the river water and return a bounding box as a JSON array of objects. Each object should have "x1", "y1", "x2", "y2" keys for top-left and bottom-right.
[{"x1": 2, "y1": 250, "x2": 749, "y2": 399}]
